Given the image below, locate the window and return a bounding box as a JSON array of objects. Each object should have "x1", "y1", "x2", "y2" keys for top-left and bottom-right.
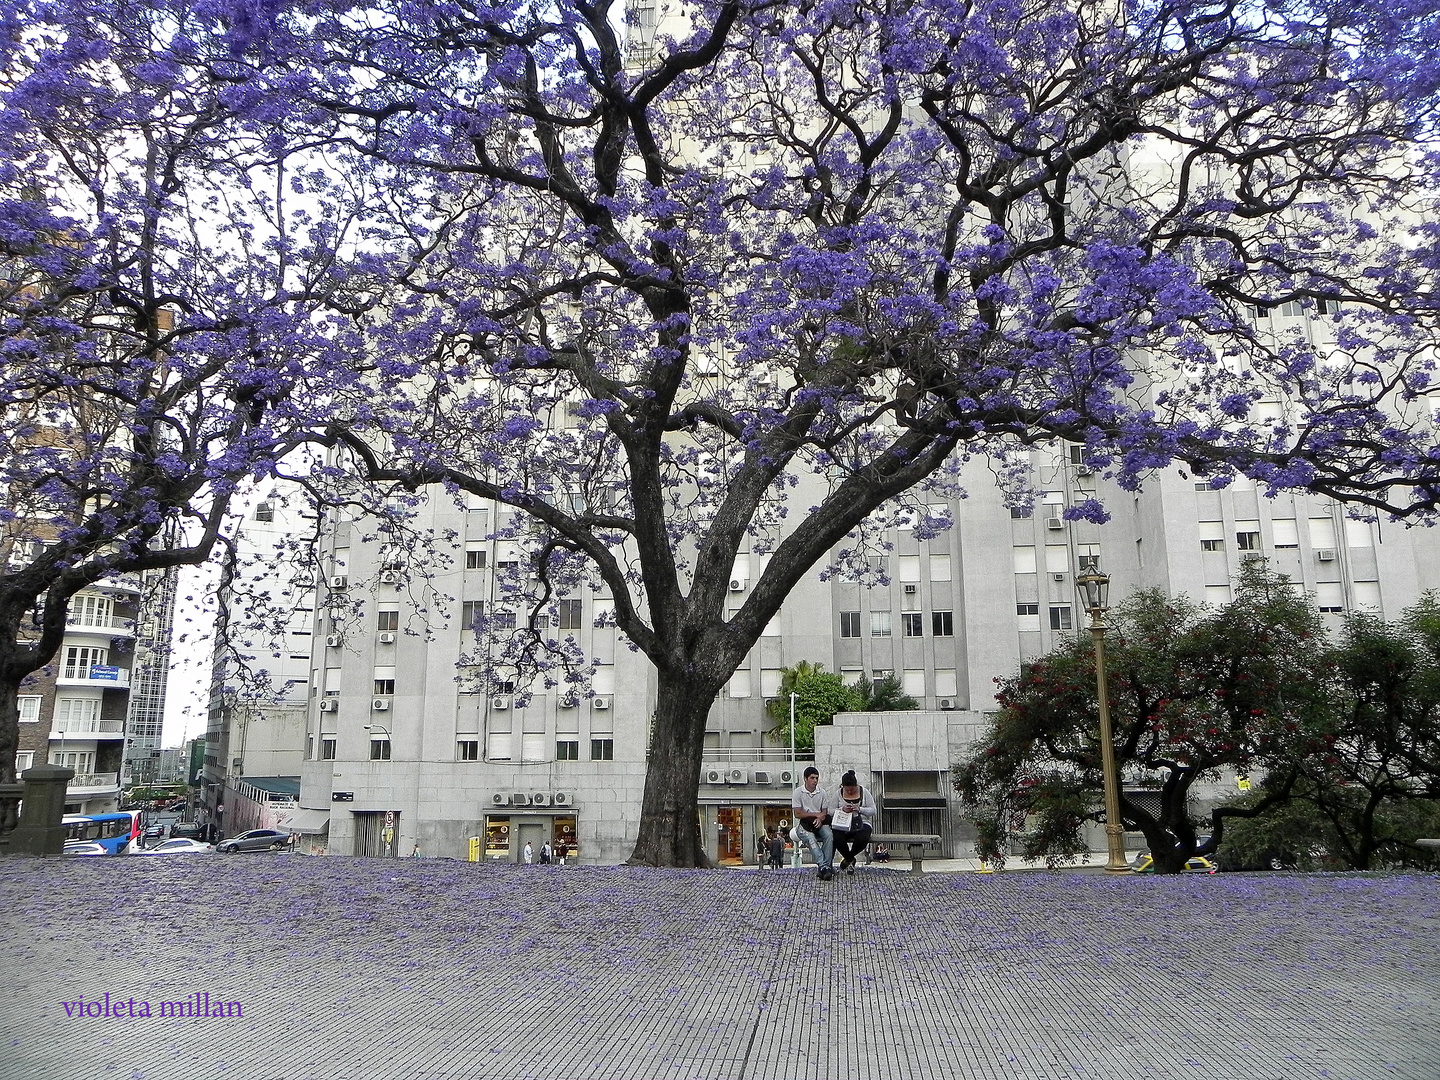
[
  {"x1": 1049, "y1": 605, "x2": 1073, "y2": 631},
  {"x1": 62, "y1": 645, "x2": 107, "y2": 680},
  {"x1": 1272, "y1": 519, "x2": 1300, "y2": 549},
  {"x1": 369, "y1": 738, "x2": 391, "y2": 761},
  {"x1": 1201, "y1": 539, "x2": 1225, "y2": 552},
  {"x1": 590, "y1": 738, "x2": 614, "y2": 760},
  {"x1": 870, "y1": 611, "x2": 891, "y2": 637},
  {"x1": 15, "y1": 751, "x2": 34, "y2": 773},
  {"x1": 376, "y1": 610, "x2": 399, "y2": 632},
  {"x1": 556, "y1": 740, "x2": 580, "y2": 760},
  {"x1": 840, "y1": 611, "x2": 861, "y2": 638},
  {"x1": 56, "y1": 698, "x2": 100, "y2": 731},
  {"x1": 321, "y1": 738, "x2": 336, "y2": 760},
  {"x1": 373, "y1": 679, "x2": 395, "y2": 696},
  {"x1": 1016, "y1": 603, "x2": 1039, "y2": 616},
  {"x1": 465, "y1": 548, "x2": 487, "y2": 569},
  {"x1": 1236, "y1": 531, "x2": 1261, "y2": 551},
  {"x1": 1009, "y1": 506, "x2": 1032, "y2": 519},
  {"x1": 557, "y1": 599, "x2": 583, "y2": 630},
  {"x1": 494, "y1": 611, "x2": 517, "y2": 630},
  {"x1": 932, "y1": 611, "x2": 954, "y2": 636},
  {"x1": 18, "y1": 696, "x2": 41, "y2": 723},
  {"x1": 457, "y1": 740, "x2": 479, "y2": 761},
  {"x1": 50, "y1": 750, "x2": 95, "y2": 773},
  {"x1": 902, "y1": 613, "x2": 924, "y2": 637},
  {"x1": 255, "y1": 501, "x2": 274, "y2": 522},
  {"x1": 461, "y1": 601, "x2": 483, "y2": 632}
]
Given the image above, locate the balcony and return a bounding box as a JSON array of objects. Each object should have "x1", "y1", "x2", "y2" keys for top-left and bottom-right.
[
  {"x1": 65, "y1": 614, "x2": 136, "y2": 637},
  {"x1": 98, "y1": 573, "x2": 143, "y2": 595},
  {"x1": 51, "y1": 718, "x2": 127, "y2": 738},
  {"x1": 56, "y1": 665, "x2": 130, "y2": 688},
  {"x1": 698, "y1": 748, "x2": 815, "y2": 762},
  {"x1": 67, "y1": 772, "x2": 121, "y2": 793}
]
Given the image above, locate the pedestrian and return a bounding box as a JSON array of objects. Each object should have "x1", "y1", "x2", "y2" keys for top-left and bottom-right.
[
  {"x1": 791, "y1": 766, "x2": 836, "y2": 880},
  {"x1": 523, "y1": 841, "x2": 534, "y2": 865},
  {"x1": 541, "y1": 840, "x2": 552, "y2": 864},
  {"x1": 556, "y1": 840, "x2": 567, "y2": 865},
  {"x1": 768, "y1": 827, "x2": 786, "y2": 869},
  {"x1": 410, "y1": 842, "x2": 422, "y2": 858},
  {"x1": 756, "y1": 828, "x2": 771, "y2": 868},
  {"x1": 831, "y1": 769, "x2": 877, "y2": 874}
]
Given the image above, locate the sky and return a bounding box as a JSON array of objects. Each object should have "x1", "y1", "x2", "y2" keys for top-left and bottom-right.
[{"x1": 160, "y1": 559, "x2": 224, "y2": 747}]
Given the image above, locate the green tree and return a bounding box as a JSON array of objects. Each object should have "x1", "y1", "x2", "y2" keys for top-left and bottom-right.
[
  {"x1": 852, "y1": 673, "x2": 920, "y2": 712},
  {"x1": 953, "y1": 565, "x2": 1333, "y2": 872},
  {"x1": 764, "y1": 662, "x2": 865, "y2": 753}
]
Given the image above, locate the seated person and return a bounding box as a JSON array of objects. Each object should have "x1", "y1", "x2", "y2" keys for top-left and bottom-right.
[{"x1": 830, "y1": 769, "x2": 877, "y2": 874}]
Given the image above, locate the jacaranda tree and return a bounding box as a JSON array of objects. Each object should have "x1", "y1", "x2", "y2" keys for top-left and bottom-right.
[
  {"x1": 6, "y1": 0, "x2": 1440, "y2": 863},
  {"x1": 0, "y1": 0, "x2": 384, "y2": 822}
]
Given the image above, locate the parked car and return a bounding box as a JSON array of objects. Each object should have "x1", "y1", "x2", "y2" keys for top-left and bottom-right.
[
  {"x1": 169, "y1": 822, "x2": 202, "y2": 840},
  {"x1": 62, "y1": 840, "x2": 109, "y2": 856},
  {"x1": 1130, "y1": 852, "x2": 1218, "y2": 874},
  {"x1": 215, "y1": 829, "x2": 293, "y2": 853},
  {"x1": 133, "y1": 837, "x2": 214, "y2": 856}
]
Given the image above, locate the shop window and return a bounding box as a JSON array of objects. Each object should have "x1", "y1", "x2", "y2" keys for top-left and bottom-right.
[
  {"x1": 590, "y1": 738, "x2": 614, "y2": 760},
  {"x1": 932, "y1": 611, "x2": 954, "y2": 636},
  {"x1": 485, "y1": 816, "x2": 511, "y2": 859}
]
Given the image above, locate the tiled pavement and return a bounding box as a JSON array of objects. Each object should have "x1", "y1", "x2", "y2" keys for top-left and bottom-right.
[{"x1": 2, "y1": 857, "x2": 1437, "y2": 1080}]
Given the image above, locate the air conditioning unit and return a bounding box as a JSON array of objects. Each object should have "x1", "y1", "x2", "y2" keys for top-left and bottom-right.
[
  {"x1": 728, "y1": 767, "x2": 748, "y2": 784},
  {"x1": 325, "y1": 633, "x2": 342, "y2": 648},
  {"x1": 592, "y1": 696, "x2": 611, "y2": 710},
  {"x1": 558, "y1": 696, "x2": 577, "y2": 709},
  {"x1": 704, "y1": 767, "x2": 725, "y2": 784},
  {"x1": 1052, "y1": 572, "x2": 1066, "y2": 581},
  {"x1": 1316, "y1": 548, "x2": 1337, "y2": 562},
  {"x1": 752, "y1": 770, "x2": 772, "y2": 784},
  {"x1": 318, "y1": 699, "x2": 338, "y2": 713},
  {"x1": 778, "y1": 769, "x2": 796, "y2": 785},
  {"x1": 511, "y1": 792, "x2": 532, "y2": 806},
  {"x1": 1241, "y1": 551, "x2": 1265, "y2": 563},
  {"x1": 552, "y1": 791, "x2": 571, "y2": 807},
  {"x1": 378, "y1": 632, "x2": 396, "y2": 644},
  {"x1": 903, "y1": 584, "x2": 917, "y2": 594},
  {"x1": 490, "y1": 696, "x2": 510, "y2": 710},
  {"x1": 379, "y1": 570, "x2": 400, "y2": 584},
  {"x1": 938, "y1": 697, "x2": 956, "y2": 710},
  {"x1": 532, "y1": 792, "x2": 552, "y2": 806},
  {"x1": 232, "y1": 757, "x2": 242, "y2": 768},
  {"x1": 1076, "y1": 465, "x2": 1094, "y2": 476},
  {"x1": 1046, "y1": 517, "x2": 1065, "y2": 531},
  {"x1": 371, "y1": 697, "x2": 390, "y2": 711},
  {"x1": 729, "y1": 577, "x2": 746, "y2": 592},
  {"x1": 330, "y1": 575, "x2": 349, "y2": 589},
  {"x1": 491, "y1": 793, "x2": 510, "y2": 807}
]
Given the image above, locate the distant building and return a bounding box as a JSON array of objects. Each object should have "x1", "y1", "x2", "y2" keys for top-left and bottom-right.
[{"x1": 124, "y1": 567, "x2": 179, "y2": 784}]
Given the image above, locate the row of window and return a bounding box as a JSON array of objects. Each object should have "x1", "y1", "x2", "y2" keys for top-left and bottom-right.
[
  {"x1": 311, "y1": 737, "x2": 614, "y2": 762},
  {"x1": 840, "y1": 611, "x2": 955, "y2": 638}
]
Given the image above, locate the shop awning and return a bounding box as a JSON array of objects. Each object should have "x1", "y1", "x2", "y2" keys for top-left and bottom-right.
[{"x1": 274, "y1": 807, "x2": 330, "y2": 834}]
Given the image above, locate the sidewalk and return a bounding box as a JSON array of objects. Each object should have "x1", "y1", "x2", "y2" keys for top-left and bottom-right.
[{"x1": 3, "y1": 856, "x2": 1436, "y2": 1080}]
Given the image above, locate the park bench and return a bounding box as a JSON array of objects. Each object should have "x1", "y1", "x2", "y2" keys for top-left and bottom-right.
[{"x1": 866, "y1": 833, "x2": 942, "y2": 874}]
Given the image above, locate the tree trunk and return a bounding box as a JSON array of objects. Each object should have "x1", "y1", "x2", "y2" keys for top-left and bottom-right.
[
  {"x1": 0, "y1": 677, "x2": 20, "y2": 833},
  {"x1": 627, "y1": 668, "x2": 721, "y2": 867}
]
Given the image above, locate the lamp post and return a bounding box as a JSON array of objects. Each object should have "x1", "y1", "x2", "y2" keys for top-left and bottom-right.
[
  {"x1": 789, "y1": 691, "x2": 800, "y2": 868},
  {"x1": 1075, "y1": 563, "x2": 1130, "y2": 873}
]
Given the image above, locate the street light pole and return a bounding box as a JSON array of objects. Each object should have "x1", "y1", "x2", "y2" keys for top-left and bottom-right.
[
  {"x1": 1076, "y1": 564, "x2": 1130, "y2": 873},
  {"x1": 789, "y1": 691, "x2": 799, "y2": 868}
]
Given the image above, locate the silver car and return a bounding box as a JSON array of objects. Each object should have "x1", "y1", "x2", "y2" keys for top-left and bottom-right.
[{"x1": 215, "y1": 829, "x2": 293, "y2": 853}]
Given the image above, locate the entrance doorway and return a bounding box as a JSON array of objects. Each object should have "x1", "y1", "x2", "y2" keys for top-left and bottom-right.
[
  {"x1": 516, "y1": 821, "x2": 546, "y2": 864},
  {"x1": 353, "y1": 810, "x2": 400, "y2": 857},
  {"x1": 716, "y1": 807, "x2": 744, "y2": 865}
]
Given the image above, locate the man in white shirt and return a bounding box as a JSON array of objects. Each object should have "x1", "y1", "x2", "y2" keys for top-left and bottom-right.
[{"x1": 791, "y1": 766, "x2": 836, "y2": 881}]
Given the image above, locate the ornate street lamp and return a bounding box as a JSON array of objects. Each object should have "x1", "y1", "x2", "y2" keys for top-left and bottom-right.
[{"x1": 1075, "y1": 562, "x2": 1130, "y2": 873}]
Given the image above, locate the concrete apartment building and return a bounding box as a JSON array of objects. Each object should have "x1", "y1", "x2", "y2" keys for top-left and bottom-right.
[{"x1": 195, "y1": 436, "x2": 1437, "y2": 865}]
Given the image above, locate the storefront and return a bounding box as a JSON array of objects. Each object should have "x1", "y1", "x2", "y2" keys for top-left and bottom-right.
[
  {"x1": 700, "y1": 800, "x2": 793, "y2": 866},
  {"x1": 482, "y1": 813, "x2": 579, "y2": 863}
]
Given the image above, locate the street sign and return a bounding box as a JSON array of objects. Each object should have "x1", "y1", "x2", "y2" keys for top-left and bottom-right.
[{"x1": 384, "y1": 810, "x2": 394, "y2": 826}]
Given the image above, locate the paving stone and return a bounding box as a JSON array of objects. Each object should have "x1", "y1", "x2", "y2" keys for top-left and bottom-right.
[{"x1": 0, "y1": 859, "x2": 1435, "y2": 1080}]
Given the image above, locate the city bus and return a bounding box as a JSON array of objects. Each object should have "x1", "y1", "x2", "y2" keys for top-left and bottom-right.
[{"x1": 62, "y1": 811, "x2": 142, "y2": 855}]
